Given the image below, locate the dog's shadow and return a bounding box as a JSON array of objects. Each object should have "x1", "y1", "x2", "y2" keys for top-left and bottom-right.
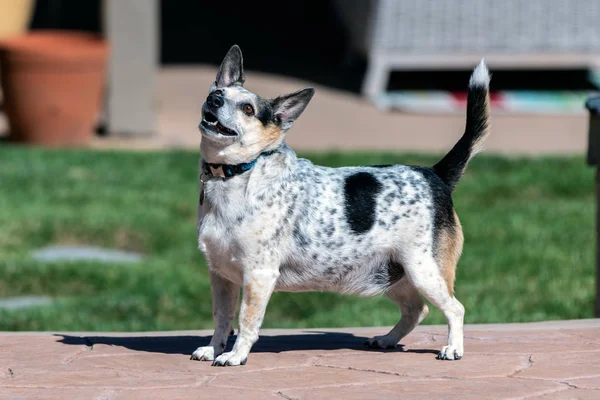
[{"x1": 56, "y1": 331, "x2": 438, "y2": 356}]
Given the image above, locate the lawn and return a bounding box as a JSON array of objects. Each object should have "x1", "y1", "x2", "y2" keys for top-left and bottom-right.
[{"x1": 0, "y1": 146, "x2": 595, "y2": 331}]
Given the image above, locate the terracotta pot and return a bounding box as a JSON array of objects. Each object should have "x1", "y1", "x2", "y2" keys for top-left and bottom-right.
[{"x1": 0, "y1": 31, "x2": 108, "y2": 146}]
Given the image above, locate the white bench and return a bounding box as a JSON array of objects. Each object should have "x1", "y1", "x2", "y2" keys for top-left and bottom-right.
[{"x1": 334, "y1": 0, "x2": 600, "y2": 99}]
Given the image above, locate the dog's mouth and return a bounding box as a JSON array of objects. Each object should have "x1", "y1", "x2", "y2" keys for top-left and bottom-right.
[{"x1": 201, "y1": 111, "x2": 238, "y2": 136}]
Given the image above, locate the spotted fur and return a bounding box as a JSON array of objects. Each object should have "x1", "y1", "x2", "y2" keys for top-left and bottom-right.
[{"x1": 192, "y1": 45, "x2": 491, "y2": 366}]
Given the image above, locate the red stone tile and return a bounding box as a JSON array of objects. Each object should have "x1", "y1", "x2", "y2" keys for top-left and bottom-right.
[
  {"x1": 0, "y1": 322, "x2": 598, "y2": 398},
  {"x1": 562, "y1": 376, "x2": 600, "y2": 390},
  {"x1": 314, "y1": 351, "x2": 526, "y2": 379},
  {"x1": 208, "y1": 366, "x2": 404, "y2": 391},
  {"x1": 518, "y1": 352, "x2": 600, "y2": 380},
  {"x1": 0, "y1": 388, "x2": 102, "y2": 400},
  {"x1": 528, "y1": 387, "x2": 600, "y2": 399},
  {"x1": 281, "y1": 378, "x2": 563, "y2": 400},
  {"x1": 113, "y1": 387, "x2": 281, "y2": 400}
]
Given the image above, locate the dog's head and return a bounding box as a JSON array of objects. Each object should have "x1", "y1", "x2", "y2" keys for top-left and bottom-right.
[{"x1": 200, "y1": 45, "x2": 315, "y2": 164}]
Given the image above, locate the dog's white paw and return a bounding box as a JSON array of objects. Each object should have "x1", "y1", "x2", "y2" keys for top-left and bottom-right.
[
  {"x1": 437, "y1": 345, "x2": 463, "y2": 360},
  {"x1": 212, "y1": 351, "x2": 248, "y2": 367},
  {"x1": 190, "y1": 346, "x2": 218, "y2": 361},
  {"x1": 364, "y1": 335, "x2": 399, "y2": 349}
]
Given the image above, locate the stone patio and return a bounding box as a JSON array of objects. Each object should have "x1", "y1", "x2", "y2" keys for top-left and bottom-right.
[{"x1": 1, "y1": 319, "x2": 598, "y2": 399}]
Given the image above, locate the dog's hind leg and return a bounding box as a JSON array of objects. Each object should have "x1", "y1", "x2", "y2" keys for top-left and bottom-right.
[
  {"x1": 191, "y1": 271, "x2": 240, "y2": 361},
  {"x1": 404, "y1": 251, "x2": 465, "y2": 360},
  {"x1": 365, "y1": 278, "x2": 429, "y2": 349}
]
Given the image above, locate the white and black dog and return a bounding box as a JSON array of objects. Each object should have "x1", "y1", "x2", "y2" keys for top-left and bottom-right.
[{"x1": 193, "y1": 45, "x2": 490, "y2": 366}]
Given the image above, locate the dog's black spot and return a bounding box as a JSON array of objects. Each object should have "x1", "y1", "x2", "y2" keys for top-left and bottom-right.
[
  {"x1": 273, "y1": 225, "x2": 284, "y2": 239},
  {"x1": 374, "y1": 258, "x2": 405, "y2": 286},
  {"x1": 388, "y1": 260, "x2": 405, "y2": 283},
  {"x1": 343, "y1": 172, "x2": 382, "y2": 234},
  {"x1": 410, "y1": 166, "x2": 455, "y2": 251},
  {"x1": 384, "y1": 192, "x2": 397, "y2": 203},
  {"x1": 293, "y1": 226, "x2": 311, "y2": 247},
  {"x1": 325, "y1": 267, "x2": 337, "y2": 275},
  {"x1": 325, "y1": 225, "x2": 335, "y2": 236}
]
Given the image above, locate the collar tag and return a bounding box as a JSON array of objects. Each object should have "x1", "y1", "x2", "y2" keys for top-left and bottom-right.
[{"x1": 199, "y1": 178, "x2": 206, "y2": 205}]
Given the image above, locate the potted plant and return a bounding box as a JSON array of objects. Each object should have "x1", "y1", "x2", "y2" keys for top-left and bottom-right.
[{"x1": 0, "y1": 31, "x2": 108, "y2": 146}]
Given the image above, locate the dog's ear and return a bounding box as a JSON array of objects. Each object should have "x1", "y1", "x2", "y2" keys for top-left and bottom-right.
[
  {"x1": 271, "y1": 88, "x2": 315, "y2": 130},
  {"x1": 215, "y1": 45, "x2": 244, "y2": 87}
]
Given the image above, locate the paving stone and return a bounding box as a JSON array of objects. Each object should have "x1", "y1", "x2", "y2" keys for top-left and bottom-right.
[
  {"x1": 517, "y1": 352, "x2": 600, "y2": 381},
  {"x1": 281, "y1": 378, "x2": 564, "y2": 400},
  {"x1": 0, "y1": 335, "x2": 89, "y2": 367},
  {"x1": 529, "y1": 387, "x2": 600, "y2": 399},
  {"x1": 32, "y1": 245, "x2": 142, "y2": 263},
  {"x1": 0, "y1": 388, "x2": 102, "y2": 400},
  {"x1": 0, "y1": 321, "x2": 598, "y2": 398},
  {"x1": 208, "y1": 366, "x2": 405, "y2": 391},
  {"x1": 0, "y1": 296, "x2": 53, "y2": 310},
  {"x1": 112, "y1": 387, "x2": 281, "y2": 400},
  {"x1": 314, "y1": 351, "x2": 526, "y2": 379},
  {"x1": 418, "y1": 329, "x2": 600, "y2": 355},
  {"x1": 565, "y1": 377, "x2": 600, "y2": 390}
]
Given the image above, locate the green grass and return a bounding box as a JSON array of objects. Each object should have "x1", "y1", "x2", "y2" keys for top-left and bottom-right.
[{"x1": 0, "y1": 147, "x2": 595, "y2": 331}]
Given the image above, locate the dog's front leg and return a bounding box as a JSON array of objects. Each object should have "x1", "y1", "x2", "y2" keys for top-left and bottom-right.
[
  {"x1": 191, "y1": 271, "x2": 240, "y2": 361},
  {"x1": 212, "y1": 268, "x2": 279, "y2": 366}
]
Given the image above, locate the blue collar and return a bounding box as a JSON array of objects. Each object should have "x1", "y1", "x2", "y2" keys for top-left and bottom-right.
[{"x1": 202, "y1": 151, "x2": 276, "y2": 179}]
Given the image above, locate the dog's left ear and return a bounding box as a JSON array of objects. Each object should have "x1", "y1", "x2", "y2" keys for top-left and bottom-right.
[
  {"x1": 272, "y1": 88, "x2": 315, "y2": 130},
  {"x1": 215, "y1": 45, "x2": 244, "y2": 87}
]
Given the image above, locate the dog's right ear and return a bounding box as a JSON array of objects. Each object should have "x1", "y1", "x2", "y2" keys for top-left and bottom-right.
[
  {"x1": 215, "y1": 45, "x2": 244, "y2": 87},
  {"x1": 271, "y1": 88, "x2": 315, "y2": 131}
]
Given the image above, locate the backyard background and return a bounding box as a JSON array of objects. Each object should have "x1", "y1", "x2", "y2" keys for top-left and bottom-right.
[{"x1": 0, "y1": 0, "x2": 597, "y2": 331}]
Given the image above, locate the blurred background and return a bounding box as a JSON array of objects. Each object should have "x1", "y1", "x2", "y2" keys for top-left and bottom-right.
[{"x1": 0, "y1": 0, "x2": 596, "y2": 331}]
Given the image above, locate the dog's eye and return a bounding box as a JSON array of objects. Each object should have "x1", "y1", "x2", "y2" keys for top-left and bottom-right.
[
  {"x1": 214, "y1": 90, "x2": 223, "y2": 96},
  {"x1": 242, "y1": 104, "x2": 254, "y2": 116}
]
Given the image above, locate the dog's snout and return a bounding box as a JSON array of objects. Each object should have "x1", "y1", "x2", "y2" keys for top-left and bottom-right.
[{"x1": 207, "y1": 93, "x2": 225, "y2": 109}]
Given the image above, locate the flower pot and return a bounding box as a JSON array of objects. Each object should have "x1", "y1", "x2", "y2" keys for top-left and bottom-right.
[{"x1": 0, "y1": 31, "x2": 108, "y2": 146}]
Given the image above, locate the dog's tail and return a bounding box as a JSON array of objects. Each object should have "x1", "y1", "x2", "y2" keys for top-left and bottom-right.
[{"x1": 433, "y1": 60, "x2": 491, "y2": 192}]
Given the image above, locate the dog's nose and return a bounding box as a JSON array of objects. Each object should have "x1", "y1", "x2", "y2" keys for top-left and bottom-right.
[{"x1": 207, "y1": 93, "x2": 224, "y2": 108}]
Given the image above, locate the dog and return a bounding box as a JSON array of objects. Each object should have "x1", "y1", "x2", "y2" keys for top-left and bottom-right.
[{"x1": 193, "y1": 45, "x2": 490, "y2": 366}]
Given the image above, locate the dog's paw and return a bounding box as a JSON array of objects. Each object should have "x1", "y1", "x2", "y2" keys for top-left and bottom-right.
[
  {"x1": 212, "y1": 351, "x2": 248, "y2": 367},
  {"x1": 364, "y1": 335, "x2": 398, "y2": 349},
  {"x1": 437, "y1": 345, "x2": 463, "y2": 360},
  {"x1": 190, "y1": 346, "x2": 218, "y2": 361}
]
